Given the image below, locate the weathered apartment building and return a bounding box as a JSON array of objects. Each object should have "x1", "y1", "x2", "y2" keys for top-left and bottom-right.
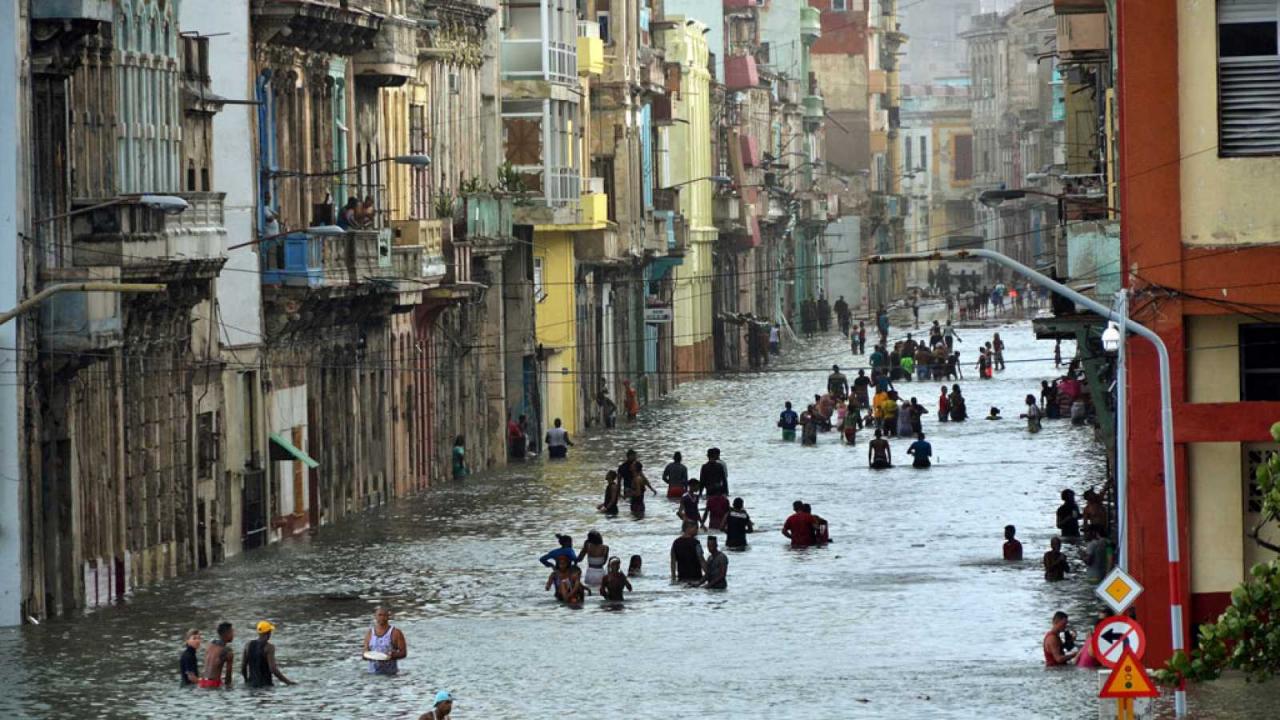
[
  {"x1": 1, "y1": 0, "x2": 532, "y2": 623},
  {"x1": 0, "y1": 0, "x2": 861, "y2": 625},
  {"x1": 960, "y1": 1, "x2": 1063, "y2": 282}
]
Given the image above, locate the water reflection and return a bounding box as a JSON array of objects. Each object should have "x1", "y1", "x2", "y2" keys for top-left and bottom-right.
[{"x1": 0, "y1": 323, "x2": 1275, "y2": 718}]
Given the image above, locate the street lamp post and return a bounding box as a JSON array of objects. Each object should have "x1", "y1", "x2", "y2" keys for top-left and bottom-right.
[{"x1": 868, "y1": 248, "x2": 1187, "y2": 717}]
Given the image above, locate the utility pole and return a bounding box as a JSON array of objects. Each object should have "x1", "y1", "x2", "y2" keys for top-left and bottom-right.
[{"x1": 1, "y1": 0, "x2": 24, "y2": 627}]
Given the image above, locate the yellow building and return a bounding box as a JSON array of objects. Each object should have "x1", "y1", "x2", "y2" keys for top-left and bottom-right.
[{"x1": 659, "y1": 18, "x2": 715, "y2": 377}]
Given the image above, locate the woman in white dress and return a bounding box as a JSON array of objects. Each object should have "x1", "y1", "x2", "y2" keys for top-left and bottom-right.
[{"x1": 577, "y1": 530, "x2": 610, "y2": 589}]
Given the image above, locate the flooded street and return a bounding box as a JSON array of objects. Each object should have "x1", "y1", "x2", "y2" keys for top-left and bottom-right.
[{"x1": 1, "y1": 322, "x2": 1275, "y2": 719}]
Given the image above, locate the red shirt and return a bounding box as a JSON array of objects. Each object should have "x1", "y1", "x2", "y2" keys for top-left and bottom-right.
[
  {"x1": 782, "y1": 512, "x2": 815, "y2": 547},
  {"x1": 508, "y1": 420, "x2": 524, "y2": 441}
]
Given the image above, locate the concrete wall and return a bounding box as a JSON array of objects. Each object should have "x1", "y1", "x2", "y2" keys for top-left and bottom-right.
[
  {"x1": 1179, "y1": 0, "x2": 1280, "y2": 247},
  {"x1": 0, "y1": 0, "x2": 25, "y2": 626},
  {"x1": 760, "y1": 0, "x2": 803, "y2": 85},
  {"x1": 184, "y1": 0, "x2": 262, "y2": 347},
  {"x1": 825, "y1": 215, "x2": 862, "y2": 306},
  {"x1": 664, "y1": 0, "x2": 723, "y2": 81},
  {"x1": 533, "y1": 231, "x2": 579, "y2": 433}
]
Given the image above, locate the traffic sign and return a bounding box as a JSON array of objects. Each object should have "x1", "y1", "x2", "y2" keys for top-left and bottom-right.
[
  {"x1": 1096, "y1": 567, "x2": 1144, "y2": 614},
  {"x1": 1091, "y1": 615, "x2": 1147, "y2": 669},
  {"x1": 644, "y1": 307, "x2": 673, "y2": 323},
  {"x1": 1098, "y1": 647, "x2": 1158, "y2": 699}
]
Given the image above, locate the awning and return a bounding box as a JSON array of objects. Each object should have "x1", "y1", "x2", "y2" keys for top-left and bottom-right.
[{"x1": 269, "y1": 432, "x2": 319, "y2": 469}]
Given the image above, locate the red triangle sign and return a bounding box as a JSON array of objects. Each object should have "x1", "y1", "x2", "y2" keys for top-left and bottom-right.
[{"x1": 1099, "y1": 647, "x2": 1159, "y2": 699}]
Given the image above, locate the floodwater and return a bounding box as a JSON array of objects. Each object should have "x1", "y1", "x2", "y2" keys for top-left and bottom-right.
[{"x1": 1, "y1": 322, "x2": 1276, "y2": 719}]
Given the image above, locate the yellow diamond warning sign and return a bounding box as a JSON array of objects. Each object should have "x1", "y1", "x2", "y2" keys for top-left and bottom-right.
[
  {"x1": 1099, "y1": 647, "x2": 1159, "y2": 699},
  {"x1": 1096, "y1": 567, "x2": 1144, "y2": 614}
]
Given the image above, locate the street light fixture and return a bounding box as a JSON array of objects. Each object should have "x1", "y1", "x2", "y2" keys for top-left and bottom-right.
[
  {"x1": 868, "y1": 247, "x2": 1186, "y2": 717},
  {"x1": 267, "y1": 153, "x2": 432, "y2": 179},
  {"x1": 978, "y1": 188, "x2": 1121, "y2": 214},
  {"x1": 226, "y1": 224, "x2": 349, "y2": 252},
  {"x1": 32, "y1": 194, "x2": 190, "y2": 226},
  {"x1": 660, "y1": 175, "x2": 732, "y2": 190}
]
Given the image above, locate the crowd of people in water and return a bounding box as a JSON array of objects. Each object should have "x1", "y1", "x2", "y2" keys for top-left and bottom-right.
[
  {"x1": 176, "y1": 303, "x2": 1115, "y2": 707},
  {"x1": 536, "y1": 444, "x2": 835, "y2": 608}
]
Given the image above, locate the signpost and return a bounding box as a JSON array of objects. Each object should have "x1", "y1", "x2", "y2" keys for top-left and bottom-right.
[
  {"x1": 1099, "y1": 647, "x2": 1159, "y2": 720},
  {"x1": 1096, "y1": 567, "x2": 1144, "y2": 615},
  {"x1": 1091, "y1": 616, "x2": 1147, "y2": 669},
  {"x1": 644, "y1": 307, "x2": 673, "y2": 323}
]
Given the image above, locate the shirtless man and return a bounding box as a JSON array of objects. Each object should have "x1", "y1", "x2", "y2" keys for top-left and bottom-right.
[
  {"x1": 1043, "y1": 611, "x2": 1080, "y2": 666},
  {"x1": 600, "y1": 557, "x2": 632, "y2": 601},
  {"x1": 419, "y1": 690, "x2": 455, "y2": 720},
  {"x1": 868, "y1": 429, "x2": 892, "y2": 469},
  {"x1": 200, "y1": 622, "x2": 235, "y2": 688}
]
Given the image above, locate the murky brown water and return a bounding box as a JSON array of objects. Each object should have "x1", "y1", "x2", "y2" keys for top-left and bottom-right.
[{"x1": 0, "y1": 322, "x2": 1274, "y2": 718}]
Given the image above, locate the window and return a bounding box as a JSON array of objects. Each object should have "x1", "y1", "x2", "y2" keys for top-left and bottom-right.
[
  {"x1": 597, "y1": 11, "x2": 611, "y2": 44},
  {"x1": 904, "y1": 137, "x2": 912, "y2": 176},
  {"x1": 919, "y1": 136, "x2": 927, "y2": 171},
  {"x1": 1241, "y1": 323, "x2": 1280, "y2": 399},
  {"x1": 1218, "y1": 0, "x2": 1280, "y2": 156},
  {"x1": 533, "y1": 256, "x2": 546, "y2": 301},
  {"x1": 832, "y1": 0, "x2": 848, "y2": 10},
  {"x1": 953, "y1": 134, "x2": 973, "y2": 180}
]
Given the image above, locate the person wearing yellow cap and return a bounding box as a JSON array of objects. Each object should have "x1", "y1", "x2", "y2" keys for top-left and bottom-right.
[
  {"x1": 241, "y1": 620, "x2": 295, "y2": 687},
  {"x1": 418, "y1": 690, "x2": 454, "y2": 719}
]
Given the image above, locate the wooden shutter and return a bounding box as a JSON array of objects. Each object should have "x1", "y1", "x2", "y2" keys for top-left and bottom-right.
[{"x1": 953, "y1": 134, "x2": 973, "y2": 180}]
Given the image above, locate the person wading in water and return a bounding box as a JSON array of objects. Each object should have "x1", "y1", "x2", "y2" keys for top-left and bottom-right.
[
  {"x1": 200, "y1": 622, "x2": 235, "y2": 689},
  {"x1": 599, "y1": 557, "x2": 632, "y2": 601},
  {"x1": 241, "y1": 620, "x2": 295, "y2": 687},
  {"x1": 868, "y1": 429, "x2": 892, "y2": 469},
  {"x1": 362, "y1": 607, "x2": 407, "y2": 675}
]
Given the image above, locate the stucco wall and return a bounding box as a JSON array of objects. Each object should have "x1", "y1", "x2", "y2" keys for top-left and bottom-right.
[
  {"x1": 1188, "y1": 442, "x2": 1246, "y2": 594},
  {"x1": 182, "y1": 0, "x2": 263, "y2": 347},
  {"x1": 1179, "y1": 0, "x2": 1280, "y2": 246},
  {"x1": 1186, "y1": 315, "x2": 1243, "y2": 403}
]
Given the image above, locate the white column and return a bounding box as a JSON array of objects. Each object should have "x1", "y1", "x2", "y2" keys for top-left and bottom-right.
[{"x1": 0, "y1": 0, "x2": 27, "y2": 626}]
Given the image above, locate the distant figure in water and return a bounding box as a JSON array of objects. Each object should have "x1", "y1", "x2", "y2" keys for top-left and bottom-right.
[
  {"x1": 545, "y1": 417, "x2": 573, "y2": 459},
  {"x1": 907, "y1": 432, "x2": 932, "y2": 468},
  {"x1": 598, "y1": 471, "x2": 620, "y2": 516},
  {"x1": 1003, "y1": 525, "x2": 1023, "y2": 561},
  {"x1": 868, "y1": 429, "x2": 892, "y2": 469},
  {"x1": 1043, "y1": 536, "x2": 1070, "y2": 582},
  {"x1": 627, "y1": 555, "x2": 643, "y2": 577},
  {"x1": 599, "y1": 557, "x2": 632, "y2": 602},
  {"x1": 986, "y1": 406, "x2": 1001, "y2": 421},
  {"x1": 724, "y1": 498, "x2": 754, "y2": 549}
]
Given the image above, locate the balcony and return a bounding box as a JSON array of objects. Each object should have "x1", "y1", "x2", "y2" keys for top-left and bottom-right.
[
  {"x1": 354, "y1": 13, "x2": 417, "y2": 86},
  {"x1": 803, "y1": 94, "x2": 825, "y2": 125},
  {"x1": 251, "y1": 0, "x2": 382, "y2": 55},
  {"x1": 1066, "y1": 220, "x2": 1120, "y2": 299},
  {"x1": 1056, "y1": 12, "x2": 1108, "y2": 63},
  {"x1": 461, "y1": 193, "x2": 515, "y2": 255},
  {"x1": 30, "y1": 0, "x2": 112, "y2": 21},
  {"x1": 390, "y1": 219, "x2": 448, "y2": 280},
  {"x1": 714, "y1": 195, "x2": 742, "y2": 229},
  {"x1": 67, "y1": 193, "x2": 226, "y2": 277},
  {"x1": 40, "y1": 266, "x2": 124, "y2": 353},
  {"x1": 801, "y1": 7, "x2": 822, "y2": 42},
  {"x1": 260, "y1": 229, "x2": 388, "y2": 289},
  {"x1": 501, "y1": 0, "x2": 577, "y2": 84},
  {"x1": 581, "y1": 183, "x2": 609, "y2": 226},
  {"x1": 725, "y1": 54, "x2": 759, "y2": 92},
  {"x1": 577, "y1": 21, "x2": 604, "y2": 76},
  {"x1": 870, "y1": 192, "x2": 906, "y2": 220},
  {"x1": 650, "y1": 210, "x2": 688, "y2": 256}
]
